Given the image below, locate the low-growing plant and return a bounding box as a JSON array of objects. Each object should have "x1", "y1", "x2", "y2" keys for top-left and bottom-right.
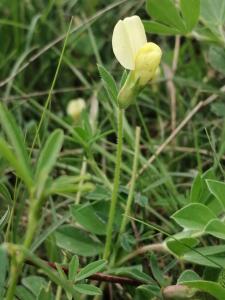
[{"x1": 0, "y1": 0, "x2": 225, "y2": 299}]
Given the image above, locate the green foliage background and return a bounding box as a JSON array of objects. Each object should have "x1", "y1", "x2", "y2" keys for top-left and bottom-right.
[{"x1": 0, "y1": 0, "x2": 225, "y2": 299}]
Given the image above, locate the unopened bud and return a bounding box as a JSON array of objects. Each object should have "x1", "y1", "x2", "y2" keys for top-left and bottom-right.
[
  {"x1": 67, "y1": 99, "x2": 86, "y2": 122},
  {"x1": 134, "y1": 42, "x2": 162, "y2": 86}
]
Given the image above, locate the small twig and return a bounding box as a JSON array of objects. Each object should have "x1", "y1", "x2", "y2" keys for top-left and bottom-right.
[
  {"x1": 7, "y1": 87, "x2": 88, "y2": 101},
  {"x1": 140, "y1": 145, "x2": 225, "y2": 161},
  {"x1": 117, "y1": 243, "x2": 166, "y2": 266},
  {"x1": 163, "y1": 64, "x2": 177, "y2": 132},
  {"x1": 164, "y1": 35, "x2": 180, "y2": 133},
  {"x1": 172, "y1": 35, "x2": 180, "y2": 73}
]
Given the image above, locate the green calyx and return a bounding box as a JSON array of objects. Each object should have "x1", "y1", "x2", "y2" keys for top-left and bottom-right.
[{"x1": 117, "y1": 71, "x2": 141, "y2": 109}]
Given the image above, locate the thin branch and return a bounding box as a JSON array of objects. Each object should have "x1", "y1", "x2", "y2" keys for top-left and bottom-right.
[
  {"x1": 116, "y1": 243, "x2": 166, "y2": 266},
  {"x1": 163, "y1": 35, "x2": 180, "y2": 133},
  {"x1": 7, "y1": 87, "x2": 88, "y2": 101}
]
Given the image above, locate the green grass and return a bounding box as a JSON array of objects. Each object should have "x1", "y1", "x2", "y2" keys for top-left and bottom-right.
[{"x1": 0, "y1": 0, "x2": 225, "y2": 299}]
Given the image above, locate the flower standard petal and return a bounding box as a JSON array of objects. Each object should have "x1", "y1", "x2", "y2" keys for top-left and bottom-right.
[
  {"x1": 112, "y1": 20, "x2": 135, "y2": 70},
  {"x1": 123, "y1": 16, "x2": 147, "y2": 58},
  {"x1": 112, "y1": 16, "x2": 147, "y2": 70}
]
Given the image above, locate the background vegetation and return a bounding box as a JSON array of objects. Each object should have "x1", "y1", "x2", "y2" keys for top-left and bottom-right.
[{"x1": 0, "y1": 0, "x2": 225, "y2": 299}]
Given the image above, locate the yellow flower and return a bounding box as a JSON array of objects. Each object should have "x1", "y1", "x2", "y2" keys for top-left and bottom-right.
[
  {"x1": 67, "y1": 99, "x2": 86, "y2": 122},
  {"x1": 112, "y1": 15, "x2": 162, "y2": 108},
  {"x1": 112, "y1": 15, "x2": 162, "y2": 85}
]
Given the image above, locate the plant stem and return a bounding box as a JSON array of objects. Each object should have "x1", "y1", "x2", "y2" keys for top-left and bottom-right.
[
  {"x1": 6, "y1": 243, "x2": 78, "y2": 297},
  {"x1": 119, "y1": 126, "x2": 140, "y2": 235},
  {"x1": 116, "y1": 243, "x2": 166, "y2": 266},
  {"x1": 6, "y1": 201, "x2": 39, "y2": 300},
  {"x1": 103, "y1": 108, "x2": 124, "y2": 261}
]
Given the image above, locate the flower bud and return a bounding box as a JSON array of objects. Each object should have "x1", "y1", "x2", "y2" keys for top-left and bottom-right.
[
  {"x1": 134, "y1": 42, "x2": 162, "y2": 86},
  {"x1": 67, "y1": 99, "x2": 86, "y2": 122}
]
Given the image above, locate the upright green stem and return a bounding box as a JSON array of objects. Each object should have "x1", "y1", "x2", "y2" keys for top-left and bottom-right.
[
  {"x1": 119, "y1": 126, "x2": 140, "y2": 235},
  {"x1": 6, "y1": 200, "x2": 39, "y2": 300},
  {"x1": 103, "y1": 108, "x2": 124, "y2": 261}
]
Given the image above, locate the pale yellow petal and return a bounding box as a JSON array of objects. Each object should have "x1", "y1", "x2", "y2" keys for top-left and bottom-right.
[
  {"x1": 112, "y1": 20, "x2": 135, "y2": 70},
  {"x1": 67, "y1": 99, "x2": 86, "y2": 122},
  {"x1": 112, "y1": 16, "x2": 147, "y2": 70},
  {"x1": 123, "y1": 16, "x2": 147, "y2": 57},
  {"x1": 134, "y1": 42, "x2": 162, "y2": 85}
]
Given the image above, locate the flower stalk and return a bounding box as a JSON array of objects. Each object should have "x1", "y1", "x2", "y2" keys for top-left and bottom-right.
[
  {"x1": 103, "y1": 108, "x2": 124, "y2": 260},
  {"x1": 119, "y1": 126, "x2": 141, "y2": 235}
]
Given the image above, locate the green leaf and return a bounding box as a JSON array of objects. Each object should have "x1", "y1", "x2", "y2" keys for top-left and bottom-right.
[
  {"x1": 211, "y1": 102, "x2": 225, "y2": 118},
  {"x1": 0, "y1": 247, "x2": 8, "y2": 298},
  {"x1": 0, "y1": 103, "x2": 33, "y2": 185},
  {"x1": 0, "y1": 138, "x2": 33, "y2": 188},
  {"x1": 37, "y1": 287, "x2": 53, "y2": 300},
  {"x1": 35, "y1": 129, "x2": 64, "y2": 181},
  {"x1": 146, "y1": 0, "x2": 186, "y2": 32},
  {"x1": 46, "y1": 176, "x2": 94, "y2": 197},
  {"x1": 190, "y1": 173, "x2": 202, "y2": 203},
  {"x1": 183, "y1": 245, "x2": 225, "y2": 268},
  {"x1": 200, "y1": 0, "x2": 225, "y2": 39},
  {"x1": 150, "y1": 254, "x2": 166, "y2": 286},
  {"x1": 143, "y1": 20, "x2": 180, "y2": 35},
  {"x1": 15, "y1": 286, "x2": 35, "y2": 300},
  {"x1": 206, "y1": 179, "x2": 225, "y2": 209},
  {"x1": 69, "y1": 256, "x2": 79, "y2": 281},
  {"x1": 190, "y1": 169, "x2": 215, "y2": 203},
  {"x1": 208, "y1": 46, "x2": 225, "y2": 75},
  {"x1": 97, "y1": 64, "x2": 118, "y2": 103},
  {"x1": 190, "y1": 170, "x2": 223, "y2": 216},
  {"x1": 177, "y1": 270, "x2": 201, "y2": 283},
  {"x1": 166, "y1": 237, "x2": 199, "y2": 257},
  {"x1": 135, "y1": 284, "x2": 161, "y2": 300},
  {"x1": 55, "y1": 226, "x2": 103, "y2": 256},
  {"x1": 76, "y1": 260, "x2": 106, "y2": 282},
  {"x1": 201, "y1": 0, "x2": 225, "y2": 24},
  {"x1": 71, "y1": 204, "x2": 106, "y2": 235},
  {"x1": 181, "y1": 280, "x2": 225, "y2": 300},
  {"x1": 200, "y1": 0, "x2": 225, "y2": 26},
  {"x1": 0, "y1": 183, "x2": 12, "y2": 204},
  {"x1": 22, "y1": 276, "x2": 47, "y2": 296},
  {"x1": 204, "y1": 219, "x2": 225, "y2": 240},
  {"x1": 74, "y1": 284, "x2": 102, "y2": 296},
  {"x1": 55, "y1": 263, "x2": 67, "y2": 281},
  {"x1": 0, "y1": 207, "x2": 10, "y2": 231},
  {"x1": 171, "y1": 203, "x2": 216, "y2": 231},
  {"x1": 111, "y1": 266, "x2": 153, "y2": 283},
  {"x1": 180, "y1": 0, "x2": 200, "y2": 32}
]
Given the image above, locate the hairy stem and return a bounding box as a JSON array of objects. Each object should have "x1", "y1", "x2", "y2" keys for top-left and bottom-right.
[
  {"x1": 6, "y1": 201, "x2": 39, "y2": 300},
  {"x1": 103, "y1": 108, "x2": 124, "y2": 260},
  {"x1": 119, "y1": 126, "x2": 140, "y2": 235}
]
